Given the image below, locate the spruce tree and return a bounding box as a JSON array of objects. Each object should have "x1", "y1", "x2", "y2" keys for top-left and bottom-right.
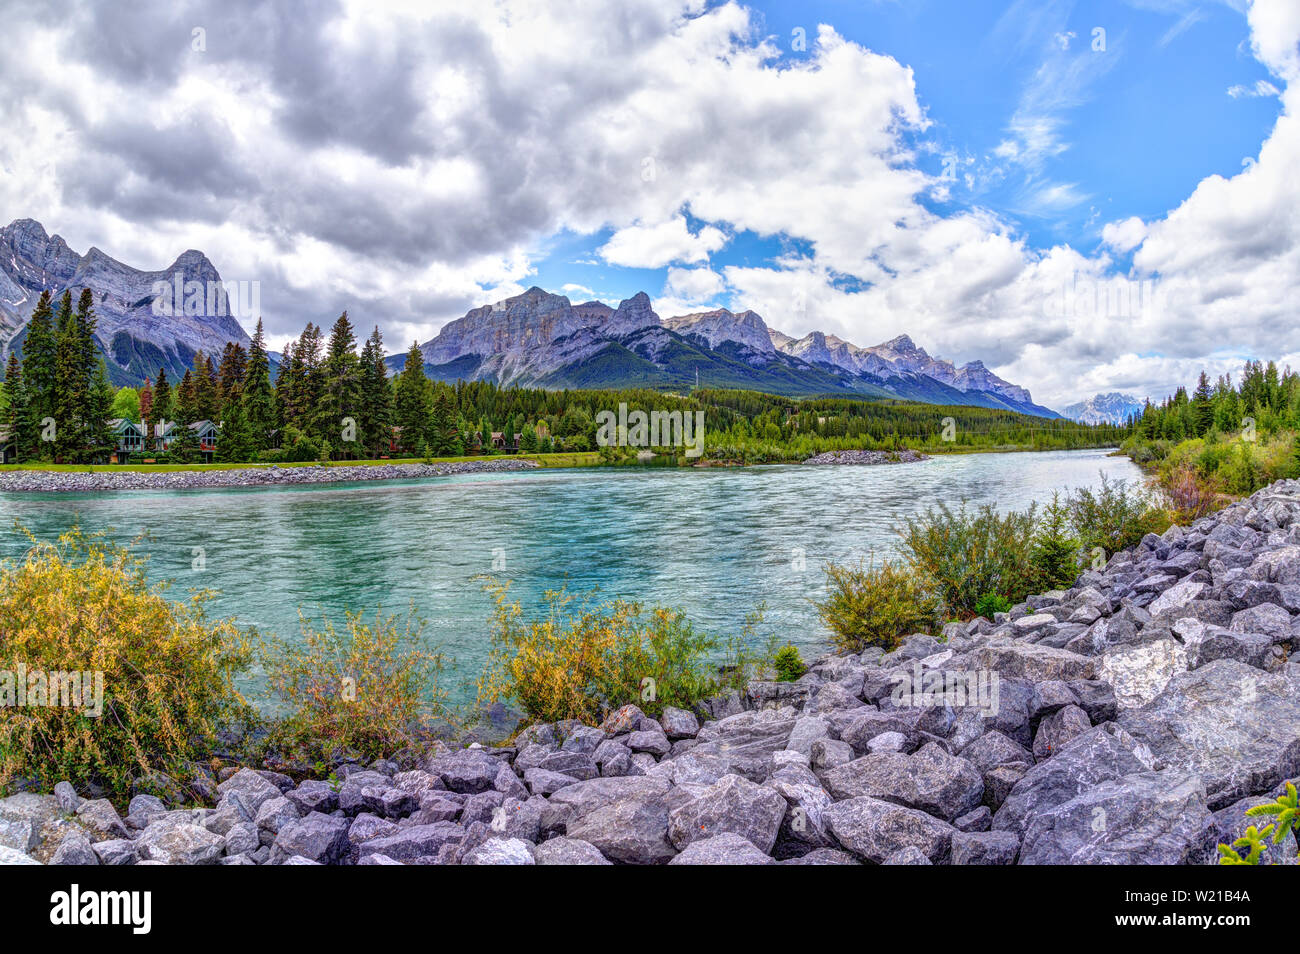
[
  {"x1": 358, "y1": 325, "x2": 393, "y2": 456},
  {"x1": 2, "y1": 353, "x2": 36, "y2": 461},
  {"x1": 428, "y1": 386, "x2": 461, "y2": 456},
  {"x1": 393, "y1": 342, "x2": 431, "y2": 452},
  {"x1": 153, "y1": 367, "x2": 174, "y2": 432},
  {"x1": 243, "y1": 318, "x2": 276, "y2": 450},
  {"x1": 321, "y1": 311, "x2": 361, "y2": 453},
  {"x1": 20, "y1": 289, "x2": 57, "y2": 423},
  {"x1": 217, "y1": 341, "x2": 248, "y2": 415},
  {"x1": 215, "y1": 397, "x2": 254, "y2": 463},
  {"x1": 52, "y1": 291, "x2": 86, "y2": 460}
]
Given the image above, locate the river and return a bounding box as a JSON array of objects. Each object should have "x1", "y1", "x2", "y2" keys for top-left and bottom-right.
[{"x1": 0, "y1": 448, "x2": 1143, "y2": 706}]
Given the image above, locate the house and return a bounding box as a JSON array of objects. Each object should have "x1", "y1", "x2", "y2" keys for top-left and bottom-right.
[
  {"x1": 490, "y1": 431, "x2": 505, "y2": 449},
  {"x1": 155, "y1": 419, "x2": 220, "y2": 462},
  {"x1": 107, "y1": 418, "x2": 146, "y2": 463},
  {"x1": 0, "y1": 427, "x2": 14, "y2": 464}
]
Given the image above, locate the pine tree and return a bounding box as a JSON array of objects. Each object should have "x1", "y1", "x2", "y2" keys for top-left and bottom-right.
[
  {"x1": 2, "y1": 353, "x2": 36, "y2": 461},
  {"x1": 215, "y1": 397, "x2": 254, "y2": 463},
  {"x1": 20, "y1": 289, "x2": 57, "y2": 424},
  {"x1": 217, "y1": 341, "x2": 248, "y2": 415},
  {"x1": 176, "y1": 368, "x2": 197, "y2": 424},
  {"x1": 192, "y1": 352, "x2": 220, "y2": 422},
  {"x1": 52, "y1": 291, "x2": 86, "y2": 460},
  {"x1": 86, "y1": 361, "x2": 115, "y2": 458},
  {"x1": 153, "y1": 366, "x2": 174, "y2": 435},
  {"x1": 243, "y1": 318, "x2": 276, "y2": 451},
  {"x1": 393, "y1": 342, "x2": 431, "y2": 452},
  {"x1": 320, "y1": 311, "x2": 361, "y2": 454},
  {"x1": 358, "y1": 325, "x2": 393, "y2": 456},
  {"x1": 1193, "y1": 371, "x2": 1214, "y2": 436},
  {"x1": 428, "y1": 386, "x2": 461, "y2": 456},
  {"x1": 139, "y1": 378, "x2": 155, "y2": 436}
]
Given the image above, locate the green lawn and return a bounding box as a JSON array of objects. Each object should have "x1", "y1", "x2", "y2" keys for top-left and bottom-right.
[{"x1": 0, "y1": 451, "x2": 603, "y2": 473}]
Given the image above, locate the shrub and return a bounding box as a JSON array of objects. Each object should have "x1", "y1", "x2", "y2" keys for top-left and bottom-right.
[
  {"x1": 261, "y1": 609, "x2": 448, "y2": 763},
  {"x1": 475, "y1": 580, "x2": 733, "y2": 723},
  {"x1": 1064, "y1": 474, "x2": 1170, "y2": 559},
  {"x1": 974, "y1": 592, "x2": 1011, "y2": 619},
  {"x1": 898, "y1": 502, "x2": 1039, "y2": 616},
  {"x1": 772, "y1": 645, "x2": 807, "y2": 682},
  {"x1": 816, "y1": 557, "x2": 941, "y2": 653},
  {"x1": 0, "y1": 527, "x2": 252, "y2": 802}
]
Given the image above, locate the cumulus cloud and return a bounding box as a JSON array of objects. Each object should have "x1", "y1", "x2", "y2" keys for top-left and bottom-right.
[{"x1": 0, "y1": 0, "x2": 1296, "y2": 412}]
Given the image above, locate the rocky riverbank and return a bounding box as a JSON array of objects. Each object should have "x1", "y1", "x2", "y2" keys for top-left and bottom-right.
[
  {"x1": 0, "y1": 458, "x2": 540, "y2": 493},
  {"x1": 802, "y1": 449, "x2": 929, "y2": 466},
  {"x1": 5, "y1": 478, "x2": 1300, "y2": 865}
]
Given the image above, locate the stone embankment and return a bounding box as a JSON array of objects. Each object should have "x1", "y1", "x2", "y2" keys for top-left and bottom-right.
[
  {"x1": 5, "y1": 479, "x2": 1300, "y2": 865},
  {"x1": 803, "y1": 449, "x2": 929, "y2": 466},
  {"x1": 0, "y1": 458, "x2": 540, "y2": 493}
]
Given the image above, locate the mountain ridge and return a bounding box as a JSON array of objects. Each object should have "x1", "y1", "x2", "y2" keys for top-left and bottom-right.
[{"x1": 396, "y1": 285, "x2": 1061, "y2": 416}]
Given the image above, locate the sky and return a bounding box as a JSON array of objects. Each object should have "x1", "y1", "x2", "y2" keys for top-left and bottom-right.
[{"x1": 0, "y1": 0, "x2": 1297, "y2": 410}]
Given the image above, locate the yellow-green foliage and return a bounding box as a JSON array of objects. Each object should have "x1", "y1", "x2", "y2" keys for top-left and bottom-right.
[
  {"x1": 476, "y1": 579, "x2": 738, "y2": 723},
  {"x1": 0, "y1": 527, "x2": 252, "y2": 801},
  {"x1": 261, "y1": 609, "x2": 448, "y2": 763},
  {"x1": 817, "y1": 558, "x2": 941, "y2": 652}
]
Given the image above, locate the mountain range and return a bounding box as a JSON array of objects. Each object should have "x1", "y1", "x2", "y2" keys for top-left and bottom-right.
[
  {"x1": 0, "y1": 218, "x2": 252, "y2": 386},
  {"x1": 1059, "y1": 392, "x2": 1145, "y2": 426},
  {"x1": 391, "y1": 286, "x2": 1061, "y2": 416},
  {"x1": 0, "y1": 218, "x2": 1059, "y2": 417}
]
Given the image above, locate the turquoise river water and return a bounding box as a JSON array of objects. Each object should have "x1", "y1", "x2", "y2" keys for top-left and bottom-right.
[{"x1": 0, "y1": 448, "x2": 1142, "y2": 706}]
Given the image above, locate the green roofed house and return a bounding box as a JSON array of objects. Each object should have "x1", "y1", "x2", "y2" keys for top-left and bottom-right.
[
  {"x1": 107, "y1": 418, "x2": 146, "y2": 464},
  {"x1": 155, "y1": 419, "x2": 221, "y2": 463}
]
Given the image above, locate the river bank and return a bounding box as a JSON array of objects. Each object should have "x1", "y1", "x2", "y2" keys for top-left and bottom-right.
[
  {"x1": 0, "y1": 458, "x2": 542, "y2": 492},
  {"x1": 5, "y1": 476, "x2": 1299, "y2": 865}
]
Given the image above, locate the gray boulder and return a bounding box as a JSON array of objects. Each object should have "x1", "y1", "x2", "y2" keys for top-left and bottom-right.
[
  {"x1": 667, "y1": 774, "x2": 786, "y2": 853},
  {"x1": 824, "y1": 796, "x2": 955, "y2": 864},
  {"x1": 668, "y1": 832, "x2": 773, "y2": 865}
]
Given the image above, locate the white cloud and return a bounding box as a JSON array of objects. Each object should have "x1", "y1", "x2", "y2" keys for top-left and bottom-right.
[
  {"x1": 1228, "y1": 80, "x2": 1281, "y2": 98},
  {"x1": 1101, "y1": 216, "x2": 1148, "y2": 253},
  {"x1": 599, "y1": 216, "x2": 728, "y2": 269}
]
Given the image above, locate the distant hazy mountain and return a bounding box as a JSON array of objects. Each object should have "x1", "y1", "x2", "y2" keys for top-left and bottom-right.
[
  {"x1": 0, "y1": 218, "x2": 252, "y2": 386},
  {"x1": 1060, "y1": 392, "x2": 1145, "y2": 425},
  {"x1": 392, "y1": 286, "x2": 1061, "y2": 417}
]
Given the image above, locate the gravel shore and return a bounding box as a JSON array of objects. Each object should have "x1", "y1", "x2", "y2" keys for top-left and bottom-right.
[
  {"x1": 0, "y1": 458, "x2": 541, "y2": 493},
  {"x1": 802, "y1": 449, "x2": 930, "y2": 466}
]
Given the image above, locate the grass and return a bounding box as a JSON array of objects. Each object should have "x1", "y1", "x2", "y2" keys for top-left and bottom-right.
[{"x1": 0, "y1": 451, "x2": 603, "y2": 473}]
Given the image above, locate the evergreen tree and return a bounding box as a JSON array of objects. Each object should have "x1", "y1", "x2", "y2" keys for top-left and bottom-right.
[
  {"x1": 139, "y1": 378, "x2": 155, "y2": 434},
  {"x1": 1192, "y1": 371, "x2": 1214, "y2": 436},
  {"x1": 243, "y1": 318, "x2": 276, "y2": 451},
  {"x1": 217, "y1": 341, "x2": 248, "y2": 415},
  {"x1": 153, "y1": 367, "x2": 174, "y2": 433},
  {"x1": 358, "y1": 325, "x2": 393, "y2": 456},
  {"x1": 215, "y1": 397, "x2": 254, "y2": 463},
  {"x1": 428, "y1": 386, "x2": 461, "y2": 456},
  {"x1": 2, "y1": 353, "x2": 36, "y2": 461},
  {"x1": 192, "y1": 352, "x2": 220, "y2": 422},
  {"x1": 20, "y1": 289, "x2": 57, "y2": 424},
  {"x1": 393, "y1": 342, "x2": 431, "y2": 452},
  {"x1": 176, "y1": 368, "x2": 197, "y2": 424},
  {"x1": 87, "y1": 361, "x2": 116, "y2": 458},
  {"x1": 321, "y1": 311, "x2": 361, "y2": 453},
  {"x1": 52, "y1": 291, "x2": 86, "y2": 459}
]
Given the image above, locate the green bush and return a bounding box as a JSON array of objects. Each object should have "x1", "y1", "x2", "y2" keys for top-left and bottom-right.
[
  {"x1": 898, "y1": 502, "x2": 1039, "y2": 616},
  {"x1": 476, "y1": 580, "x2": 750, "y2": 723},
  {"x1": 816, "y1": 558, "x2": 940, "y2": 653},
  {"x1": 0, "y1": 528, "x2": 252, "y2": 803},
  {"x1": 974, "y1": 592, "x2": 1011, "y2": 619},
  {"x1": 261, "y1": 609, "x2": 449, "y2": 764},
  {"x1": 1064, "y1": 474, "x2": 1169, "y2": 558},
  {"x1": 772, "y1": 645, "x2": 807, "y2": 682}
]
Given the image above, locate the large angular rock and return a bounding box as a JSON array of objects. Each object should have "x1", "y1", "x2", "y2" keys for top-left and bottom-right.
[
  {"x1": 533, "y1": 837, "x2": 612, "y2": 865},
  {"x1": 136, "y1": 822, "x2": 224, "y2": 865},
  {"x1": 691, "y1": 714, "x2": 796, "y2": 782},
  {"x1": 356, "y1": 822, "x2": 466, "y2": 862},
  {"x1": 667, "y1": 832, "x2": 773, "y2": 865},
  {"x1": 426, "y1": 748, "x2": 504, "y2": 794},
  {"x1": 271, "y1": 812, "x2": 350, "y2": 864},
  {"x1": 1020, "y1": 771, "x2": 1216, "y2": 864},
  {"x1": 463, "y1": 837, "x2": 535, "y2": 865},
  {"x1": 1118, "y1": 659, "x2": 1300, "y2": 809},
  {"x1": 993, "y1": 724, "x2": 1155, "y2": 835},
  {"x1": 1031, "y1": 704, "x2": 1092, "y2": 761},
  {"x1": 565, "y1": 788, "x2": 677, "y2": 864},
  {"x1": 667, "y1": 774, "x2": 786, "y2": 853},
  {"x1": 951, "y1": 830, "x2": 1020, "y2": 865},
  {"x1": 824, "y1": 797, "x2": 956, "y2": 864},
  {"x1": 821, "y1": 743, "x2": 983, "y2": 821},
  {"x1": 216, "y1": 769, "x2": 282, "y2": 814},
  {"x1": 968, "y1": 640, "x2": 1097, "y2": 682},
  {"x1": 1099, "y1": 638, "x2": 1187, "y2": 708},
  {"x1": 540, "y1": 776, "x2": 672, "y2": 833}
]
